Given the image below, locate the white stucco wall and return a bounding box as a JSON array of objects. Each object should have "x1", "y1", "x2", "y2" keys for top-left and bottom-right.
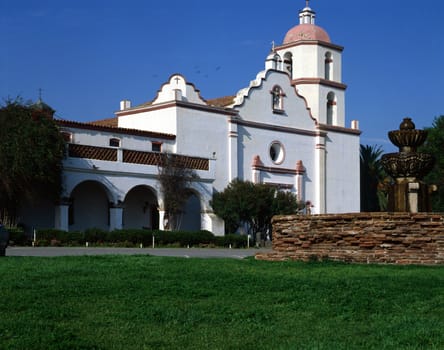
[
  {"x1": 174, "y1": 107, "x2": 231, "y2": 192},
  {"x1": 118, "y1": 107, "x2": 178, "y2": 136},
  {"x1": 61, "y1": 127, "x2": 175, "y2": 152},
  {"x1": 324, "y1": 130, "x2": 360, "y2": 213}
]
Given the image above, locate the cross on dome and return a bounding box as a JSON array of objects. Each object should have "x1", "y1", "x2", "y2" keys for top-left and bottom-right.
[{"x1": 299, "y1": 0, "x2": 316, "y2": 24}]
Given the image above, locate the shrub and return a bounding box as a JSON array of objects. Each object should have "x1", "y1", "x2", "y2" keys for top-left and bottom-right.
[
  {"x1": 214, "y1": 234, "x2": 248, "y2": 248},
  {"x1": 19, "y1": 228, "x2": 249, "y2": 248},
  {"x1": 106, "y1": 229, "x2": 151, "y2": 246},
  {"x1": 84, "y1": 228, "x2": 107, "y2": 243},
  {"x1": 67, "y1": 231, "x2": 84, "y2": 245},
  {"x1": 7, "y1": 227, "x2": 29, "y2": 245},
  {"x1": 36, "y1": 229, "x2": 70, "y2": 243},
  {"x1": 152, "y1": 230, "x2": 215, "y2": 247}
]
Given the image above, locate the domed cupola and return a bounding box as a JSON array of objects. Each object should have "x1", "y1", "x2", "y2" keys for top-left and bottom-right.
[
  {"x1": 31, "y1": 97, "x2": 56, "y2": 119},
  {"x1": 283, "y1": 1, "x2": 331, "y2": 44}
]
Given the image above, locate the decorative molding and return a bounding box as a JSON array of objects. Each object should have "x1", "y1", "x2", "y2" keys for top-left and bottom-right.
[
  {"x1": 263, "y1": 182, "x2": 294, "y2": 190},
  {"x1": 252, "y1": 164, "x2": 299, "y2": 175},
  {"x1": 292, "y1": 78, "x2": 347, "y2": 90},
  {"x1": 116, "y1": 100, "x2": 238, "y2": 117},
  {"x1": 276, "y1": 40, "x2": 344, "y2": 52},
  {"x1": 317, "y1": 123, "x2": 362, "y2": 135},
  {"x1": 231, "y1": 118, "x2": 326, "y2": 137}
]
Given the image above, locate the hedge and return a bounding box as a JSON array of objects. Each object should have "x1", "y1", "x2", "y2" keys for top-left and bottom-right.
[{"x1": 30, "y1": 228, "x2": 248, "y2": 248}]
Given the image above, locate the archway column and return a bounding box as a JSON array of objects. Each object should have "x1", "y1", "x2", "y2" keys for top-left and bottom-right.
[
  {"x1": 315, "y1": 134, "x2": 326, "y2": 213},
  {"x1": 109, "y1": 202, "x2": 124, "y2": 231},
  {"x1": 158, "y1": 209, "x2": 167, "y2": 230},
  {"x1": 55, "y1": 197, "x2": 70, "y2": 232},
  {"x1": 201, "y1": 211, "x2": 225, "y2": 236}
]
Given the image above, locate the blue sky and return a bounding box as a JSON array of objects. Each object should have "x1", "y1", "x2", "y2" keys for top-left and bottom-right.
[{"x1": 1, "y1": 0, "x2": 443, "y2": 151}]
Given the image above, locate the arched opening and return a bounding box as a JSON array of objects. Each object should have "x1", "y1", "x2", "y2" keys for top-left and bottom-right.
[
  {"x1": 325, "y1": 52, "x2": 333, "y2": 80},
  {"x1": 283, "y1": 52, "x2": 293, "y2": 76},
  {"x1": 69, "y1": 181, "x2": 111, "y2": 231},
  {"x1": 123, "y1": 186, "x2": 159, "y2": 230},
  {"x1": 326, "y1": 92, "x2": 337, "y2": 125},
  {"x1": 272, "y1": 54, "x2": 282, "y2": 70}
]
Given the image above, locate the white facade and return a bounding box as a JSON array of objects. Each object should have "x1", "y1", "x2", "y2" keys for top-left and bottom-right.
[{"x1": 19, "y1": 3, "x2": 360, "y2": 235}]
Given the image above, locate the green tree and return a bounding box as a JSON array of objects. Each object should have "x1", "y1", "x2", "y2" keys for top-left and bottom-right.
[
  {"x1": 360, "y1": 144, "x2": 386, "y2": 211},
  {"x1": 0, "y1": 99, "x2": 65, "y2": 222},
  {"x1": 211, "y1": 179, "x2": 300, "y2": 239},
  {"x1": 157, "y1": 152, "x2": 198, "y2": 230},
  {"x1": 419, "y1": 115, "x2": 444, "y2": 211}
]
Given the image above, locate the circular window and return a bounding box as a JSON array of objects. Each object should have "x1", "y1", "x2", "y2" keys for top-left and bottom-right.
[{"x1": 269, "y1": 142, "x2": 285, "y2": 164}]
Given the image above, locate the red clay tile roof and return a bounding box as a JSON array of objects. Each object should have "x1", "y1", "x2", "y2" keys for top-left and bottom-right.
[
  {"x1": 89, "y1": 117, "x2": 118, "y2": 127},
  {"x1": 56, "y1": 119, "x2": 175, "y2": 140},
  {"x1": 206, "y1": 96, "x2": 235, "y2": 108}
]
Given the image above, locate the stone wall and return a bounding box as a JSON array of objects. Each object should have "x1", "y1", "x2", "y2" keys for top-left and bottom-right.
[{"x1": 256, "y1": 213, "x2": 444, "y2": 265}]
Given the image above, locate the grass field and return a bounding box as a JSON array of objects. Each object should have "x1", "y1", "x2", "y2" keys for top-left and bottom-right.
[{"x1": 0, "y1": 255, "x2": 443, "y2": 349}]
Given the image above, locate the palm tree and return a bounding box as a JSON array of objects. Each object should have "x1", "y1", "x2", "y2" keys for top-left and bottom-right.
[{"x1": 360, "y1": 144, "x2": 385, "y2": 211}]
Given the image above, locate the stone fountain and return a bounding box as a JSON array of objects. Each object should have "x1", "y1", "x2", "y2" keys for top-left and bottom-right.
[
  {"x1": 380, "y1": 118, "x2": 435, "y2": 212},
  {"x1": 256, "y1": 117, "x2": 444, "y2": 265}
]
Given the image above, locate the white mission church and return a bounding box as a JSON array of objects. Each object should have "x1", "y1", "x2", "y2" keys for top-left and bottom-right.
[{"x1": 21, "y1": 2, "x2": 360, "y2": 235}]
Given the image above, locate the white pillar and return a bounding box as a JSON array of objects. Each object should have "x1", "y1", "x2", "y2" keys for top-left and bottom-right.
[
  {"x1": 109, "y1": 203, "x2": 124, "y2": 231},
  {"x1": 251, "y1": 155, "x2": 263, "y2": 184},
  {"x1": 201, "y1": 211, "x2": 225, "y2": 236},
  {"x1": 228, "y1": 120, "x2": 238, "y2": 182},
  {"x1": 158, "y1": 210, "x2": 167, "y2": 230},
  {"x1": 295, "y1": 160, "x2": 306, "y2": 202},
  {"x1": 315, "y1": 134, "x2": 326, "y2": 213},
  {"x1": 55, "y1": 199, "x2": 70, "y2": 231}
]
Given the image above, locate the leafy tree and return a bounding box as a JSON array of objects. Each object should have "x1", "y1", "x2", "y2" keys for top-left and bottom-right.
[
  {"x1": 0, "y1": 99, "x2": 65, "y2": 222},
  {"x1": 419, "y1": 115, "x2": 444, "y2": 211},
  {"x1": 360, "y1": 144, "x2": 387, "y2": 211},
  {"x1": 157, "y1": 153, "x2": 198, "y2": 230},
  {"x1": 211, "y1": 179, "x2": 300, "y2": 239}
]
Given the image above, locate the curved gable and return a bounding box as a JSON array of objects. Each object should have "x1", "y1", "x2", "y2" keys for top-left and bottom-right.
[
  {"x1": 152, "y1": 74, "x2": 207, "y2": 105},
  {"x1": 234, "y1": 69, "x2": 316, "y2": 130}
]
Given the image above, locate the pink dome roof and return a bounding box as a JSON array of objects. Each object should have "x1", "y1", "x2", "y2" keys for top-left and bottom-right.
[{"x1": 283, "y1": 23, "x2": 331, "y2": 44}]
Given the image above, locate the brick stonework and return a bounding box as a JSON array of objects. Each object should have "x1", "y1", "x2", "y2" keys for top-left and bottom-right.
[{"x1": 256, "y1": 213, "x2": 444, "y2": 265}]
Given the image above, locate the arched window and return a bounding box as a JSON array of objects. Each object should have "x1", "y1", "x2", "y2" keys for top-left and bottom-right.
[
  {"x1": 326, "y1": 92, "x2": 336, "y2": 125},
  {"x1": 272, "y1": 54, "x2": 282, "y2": 70},
  {"x1": 283, "y1": 52, "x2": 293, "y2": 76},
  {"x1": 325, "y1": 52, "x2": 333, "y2": 80},
  {"x1": 109, "y1": 138, "x2": 121, "y2": 147},
  {"x1": 271, "y1": 85, "x2": 285, "y2": 112}
]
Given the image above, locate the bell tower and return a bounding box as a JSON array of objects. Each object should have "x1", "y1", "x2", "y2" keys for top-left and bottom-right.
[{"x1": 272, "y1": 1, "x2": 347, "y2": 127}]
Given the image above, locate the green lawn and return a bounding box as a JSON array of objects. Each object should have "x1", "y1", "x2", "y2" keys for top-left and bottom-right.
[{"x1": 0, "y1": 256, "x2": 443, "y2": 350}]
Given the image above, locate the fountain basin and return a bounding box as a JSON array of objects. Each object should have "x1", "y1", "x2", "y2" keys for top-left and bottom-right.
[{"x1": 381, "y1": 152, "x2": 434, "y2": 180}]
